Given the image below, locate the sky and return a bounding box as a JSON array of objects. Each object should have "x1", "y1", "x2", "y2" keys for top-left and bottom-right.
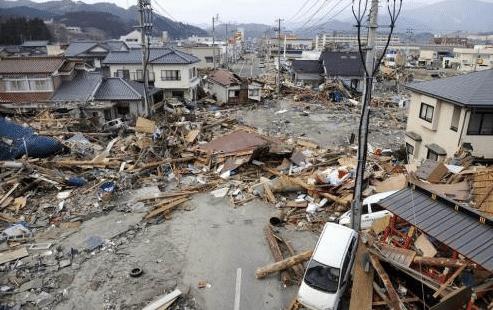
[{"x1": 27, "y1": 0, "x2": 493, "y2": 25}]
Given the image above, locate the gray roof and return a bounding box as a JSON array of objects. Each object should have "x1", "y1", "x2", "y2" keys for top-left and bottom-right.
[
  {"x1": 292, "y1": 59, "x2": 323, "y2": 75},
  {"x1": 65, "y1": 42, "x2": 109, "y2": 57},
  {"x1": 319, "y1": 51, "x2": 365, "y2": 78},
  {"x1": 406, "y1": 69, "x2": 493, "y2": 108},
  {"x1": 51, "y1": 71, "x2": 102, "y2": 102},
  {"x1": 94, "y1": 78, "x2": 142, "y2": 101},
  {"x1": 103, "y1": 48, "x2": 200, "y2": 65},
  {"x1": 379, "y1": 187, "x2": 493, "y2": 272},
  {"x1": 21, "y1": 40, "x2": 49, "y2": 47}
]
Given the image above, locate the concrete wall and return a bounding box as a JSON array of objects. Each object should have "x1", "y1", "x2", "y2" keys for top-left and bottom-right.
[
  {"x1": 177, "y1": 47, "x2": 221, "y2": 69},
  {"x1": 405, "y1": 92, "x2": 493, "y2": 162}
]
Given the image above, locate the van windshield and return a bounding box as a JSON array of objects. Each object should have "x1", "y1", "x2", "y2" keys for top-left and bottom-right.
[{"x1": 304, "y1": 259, "x2": 340, "y2": 293}]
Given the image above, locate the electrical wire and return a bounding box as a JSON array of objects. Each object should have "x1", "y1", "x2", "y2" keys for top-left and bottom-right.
[
  {"x1": 152, "y1": 0, "x2": 177, "y2": 22},
  {"x1": 291, "y1": 0, "x2": 326, "y2": 24},
  {"x1": 297, "y1": 0, "x2": 332, "y2": 29},
  {"x1": 302, "y1": 0, "x2": 350, "y2": 32},
  {"x1": 287, "y1": 0, "x2": 317, "y2": 22}
]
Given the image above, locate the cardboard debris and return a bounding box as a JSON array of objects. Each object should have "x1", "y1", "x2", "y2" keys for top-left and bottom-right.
[{"x1": 135, "y1": 117, "x2": 157, "y2": 134}]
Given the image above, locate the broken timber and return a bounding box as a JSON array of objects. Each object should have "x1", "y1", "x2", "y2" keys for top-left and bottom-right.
[
  {"x1": 369, "y1": 253, "x2": 405, "y2": 310},
  {"x1": 264, "y1": 225, "x2": 291, "y2": 286},
  {"x1": 256, "y1": 250, "x2": 313, "y2": 279}
]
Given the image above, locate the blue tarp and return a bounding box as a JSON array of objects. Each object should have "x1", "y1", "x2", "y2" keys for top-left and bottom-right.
[{"x1": 0, "y1": 117, "x2": 64, "y2": 160}]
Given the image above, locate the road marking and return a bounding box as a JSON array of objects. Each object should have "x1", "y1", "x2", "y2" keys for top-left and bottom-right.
[{"x1": 234, "y1": 267, "x2": 242, "y2": 310}]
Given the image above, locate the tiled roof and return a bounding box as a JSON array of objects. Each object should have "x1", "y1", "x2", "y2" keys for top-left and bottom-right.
[
  {"x1": 103, "y1": 48, "x2": 200, "y2": 65},
  {"x1": 406, "y1": 69, "x2": 493, "y2": 107},
  {"x1": 291, "y1": 59, "x2": 323, "y2": 74},
  {"x1": 51, "y1": 71, "x2": 102, "y2": 102},
  {"x1": 0, "y1": 56, "x2": 65, "y2": 74},
  {"x1": 21, "y1": 40, "x2": 49, "y2": 47},
  {"x1": 319, "y1": 51, "x2": 365, "y2": 77},
  {"x1": 0, "y1": 92, "x2": 52, "y2": 104},
  {"x1": 94, "y1": 78, "x2": 142, "y2": 101},
  {"x1": 207, "y1": 69, "x2": 242, "y2": 86},
  {"x1": 64, "y1": 42, "x2": 109, "y2": 57}
]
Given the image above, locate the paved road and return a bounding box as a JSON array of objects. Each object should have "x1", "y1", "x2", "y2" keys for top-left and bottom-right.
[{"x1": 231, "y1": 54, "x2": 268, "y2": 78}]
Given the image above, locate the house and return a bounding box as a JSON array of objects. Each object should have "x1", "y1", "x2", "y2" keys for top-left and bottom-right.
[
  {"x1": 20, "y1": 40, "x2": 49, "y2": 55},
  {"x1": 319, "y1": 51, "x2": 365, "y2": 91},
  {"x1": 177, "y1": 45, "x2": 223, "y2": 69},
  {"x1": 102, "y1": 48, "x2": 200, "y2": 100},
  {"x1": 64, "y1": 41, "x2": 129, "y2": 69},
  {"x1": 290, "y1": 59, "x2": 323, "y2": 88},
  {"x1": 404, "y1": 69, "x2": 493, "y2": 163},
  {"x1": 203, "y1": 69, "x2": 262, "y2": 104},
  {"x1": 443, "y1": 46, "x2": 493, "y2": 72},
  {"x1": 417, "y1": 50, "x2": 438, "y2": 68},
  {"x1": 119, "y1": 30, "x2": 142, "y2": 46},
  {"x1": 0, "y1": 56, "x2": 70, "y2": 107},
  {"x1": 51, "y1": 70, "x2": 160, "y2": 125}
]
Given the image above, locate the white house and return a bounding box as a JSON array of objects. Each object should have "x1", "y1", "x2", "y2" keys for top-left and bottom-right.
[
  {"x1": 443, "y1": 45, "x2": 493, "y2": 72},
  {"x1": 404, "y1": 69, "x2": 493, "y2": 163},
  {"x1": 102, "y1": 48, "x2": 200, "y2": 100},
  {"x1": 176, "y1": 45, "x2": 223, "y2": 69}
]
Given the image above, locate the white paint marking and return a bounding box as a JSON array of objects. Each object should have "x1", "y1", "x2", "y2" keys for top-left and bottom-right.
[{"x1": 234, "y1": 267, "x2": 242, "y2": 310}]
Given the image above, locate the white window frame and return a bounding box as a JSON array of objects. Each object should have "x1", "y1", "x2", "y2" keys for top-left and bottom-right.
[{"x1": 5, "y1": 76, "x2": 52, "y2": 93}]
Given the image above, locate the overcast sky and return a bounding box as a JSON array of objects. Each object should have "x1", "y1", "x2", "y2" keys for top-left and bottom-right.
[{"x1": 28, "y1": 0, "x2": 493, "y2": 25}]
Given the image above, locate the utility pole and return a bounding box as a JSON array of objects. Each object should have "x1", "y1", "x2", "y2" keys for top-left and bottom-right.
[
  {"x1": 351, "y1": 0, "x2": 379, "y2": 231},
  {"x1": 212, "y1": 14, "x2": 219, "y2": 69},
  {"x1": 276, "y1": 18, "x2": 283, "y2": 94},
  {"x1": 137, "y1": 0, "x2": 153, "y2": 116},
  {"x1": 225, "y1": 22, "x2": 229, "y2": 69}
]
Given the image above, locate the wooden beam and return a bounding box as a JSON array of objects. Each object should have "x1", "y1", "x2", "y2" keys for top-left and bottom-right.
[
  {"x1": 264, "y1": 225, "x2": 291, "y2": 286},
  {"x1": 433, "y1": 265, "x2": 467, "y2": 298},
  {"x1": 284, "y1": 240, "x2": 305, "y2": 279},
  {"x1": 369, "y1": 254, "x2": 404, "y2": 310},
  {"x1": 256, "y1": 250, "x2": 313, "y2": 279},
  {"x1": 412, "y1": 256, "x2": 469, "y2": 268},
  {"x1": 143, "y1": 197, "x2": 189, "y2": 220},
  {"x1": 349, "y1": 242, "x2": 373, "y2": 310}
]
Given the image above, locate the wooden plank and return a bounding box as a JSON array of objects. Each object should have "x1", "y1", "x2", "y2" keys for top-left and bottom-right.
[
  {"x1": 142, "y1": 289, "x2": 182, "y2": 310},
  {"x1": 349, "y1": 242, "x2": 373, "y2": 310},
  {"x1": 135, "y1": 117, "x2": 156, "y2": 134},
  {"x1": 264, "y1": 225, "x2": 291, "y2": 286},
  {"x1": 0, "y1": 183, "x2": 19, "y2": 206},
  {"x1": 379, "y1": 244, "x2": 416, "y2": 267},
  {"x1": 433, "y1": 265, "x2": 466, "y2": 298},
  {"x1": 0, "y1": 247, "x2": 28, "y2": 265},
  {"x1": 369, "y1": 254, "x2": 404, "y2": 310},
  {"x1": 256, "y1": 250, "x2": 313, "y2": 279},
  {"x1": 284, "y1": 240, "x2": 305, "y2": 279},
  {"x1": 143, "y1": 198, "x2": 189, "y2": 220}
]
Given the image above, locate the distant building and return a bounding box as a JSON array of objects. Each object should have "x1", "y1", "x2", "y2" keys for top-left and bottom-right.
[
  {"x1": 203, "y1": 69, "x2": 262, "y2": 104},
  {"x1": 64, "y1": 41, "x2": 129, "y2": 69},
  {"x1": 177, "y1": 45, "x2": 223, "y2": 69},
  {"x1": 290, "y1": 60, "x2": 323, "y2": 88},
  {"x1": 405, "y1": 70, "x2": 493, "y2": 162},
  {"x1": 20, "y1": 40, "x2": 49, "y2": 55},
  {"x1": 103, "y1": 48, "x2": 200, "y2": 100},
  {"x1": 320, "y1": 51, "x2": 365, "y2": 91},
  {"x1": 120, "y1": 30, "x2": 142, "y2": 45},
  {"x1": 443, "y1": 45, "x2": 493, "y2": 72},
  {"x1": 315, "y1": 32, "x2": 400, "y2": 50}
]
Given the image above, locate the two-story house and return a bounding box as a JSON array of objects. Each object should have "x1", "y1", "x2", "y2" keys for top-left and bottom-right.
[
  {"x1": 64, "y1": 41, "x2": 129, "y2": 69},
  {"x1": 203, "y1": 69, "x2": 262, "y2": 104},
  {"x1": 405, "y1": 69, "x2": 493, "y2": 163},
  {"x1": 0, "y1": 56, "x2": 70, "y2": 107},
  {"x1": 102, "y1": 48, "x2": 200, "y2": 100}
]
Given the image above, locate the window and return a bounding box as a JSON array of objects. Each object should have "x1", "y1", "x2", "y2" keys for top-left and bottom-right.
[
  {"x1": 450, "y1": 106, "x2": 461, "y2": 131},
  {"x1": 304, "y1": 260, "x2": 340, "y2": 293},
  {"x1": 362, "y1": 205, "x2": 369, "y2": 215},
  {"x1": 116, "y1": 69, "x2": 130, "y2": 80},
  {"x1": 188, "y1": 67, "x2": 197, "y2": 80},
  {"x1": 371, "y1": 204, "x2": 385, "y2": 212},
  {"x1": 5, "y1": 77, "x2": 51, "y2": 92},
  {"x1": 161, "y1": 70, "x2": 181, "y2": 81},
  {"x1": 427, "y1": 149, "x2": 439, "y2": 161},
  {"x1": 205, "y1": 56, "x2": 213, "y2": 63},
  {"x1": 117, "y1": 106, "x2": 130, "y2": 115},
  {"x1": 249, "y1": 89, "x2": 260, "y2": 97},
  {"x1": 229, "y1": 90, "x2": 239, "y2": 98},
  {"x1": 406, "y1": 143, "x2": 414, "y2": 156},
  {"x1": 467, "y1": 111, "x2": 493, "y2": 135},
  {"x1": 136, "y1": 69, "x2": 143, "y2": 81},
  {"x1": 419, "y1": 103, "x2": 434, "y2": 123}
]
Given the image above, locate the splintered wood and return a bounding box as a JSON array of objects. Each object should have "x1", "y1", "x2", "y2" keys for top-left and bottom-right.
[{"x1": 473, "y1": 168, "x2": 493, "y2": 212}]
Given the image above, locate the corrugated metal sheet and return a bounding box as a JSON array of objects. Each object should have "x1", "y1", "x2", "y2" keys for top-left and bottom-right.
[{"x1": 379, "y1": 187, "x2": 493, "y2": 272}]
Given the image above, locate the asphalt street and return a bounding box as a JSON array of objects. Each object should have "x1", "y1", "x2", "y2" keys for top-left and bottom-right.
[{"x1": 231, "y1": 54, "x2": 267, "y2": 78}]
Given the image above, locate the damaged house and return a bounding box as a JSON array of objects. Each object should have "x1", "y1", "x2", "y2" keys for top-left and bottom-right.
[
  {"x1": 64, "y1": 40, "x2": 130, "y2": 69},
  {"x1": 203, "y1": 69, "x2": 262, "y2": 104},
  {"x1": 51, "y1": 70, "x2": 159, "y2": 126},
  {"x1": 0, "y1": 56, "x2": 74, "y2": 112},
  {"x1": 405, "y1": 69, "x2": 493, "y2": 163},
  {"x1": 102, "y1": 48, "x2": 200, "y2": 100},
  {"x1": 290, "y1": 59, "x2": 324, "y2": 88},
  {"x1": 320, "y1": 51, "x2": 365, "y2": 92}
]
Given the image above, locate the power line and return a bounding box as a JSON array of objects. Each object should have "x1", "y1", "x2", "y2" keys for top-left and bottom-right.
[
  {"x1": 152, "y1": 0, "x2": 177, "y2": 22},
  {"x1": 297, "y1": 0, "x2": 334, "y2": 30},
  {"x1": 287, "y1": 0, "x2": 317, "y2": 22},
  {"x1": 291, "y1": 0, "x2": 325, "y2": 23},
  {"x1": 301, "y1": 0, "x2": 345, "y2": 30},
  {"x1": 306, "y1": 1, "x2": 352, "y2": 31}
]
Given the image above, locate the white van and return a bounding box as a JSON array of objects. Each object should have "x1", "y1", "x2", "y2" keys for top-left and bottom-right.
[
  {"x1": 297, "y1": 223, "x2": 358, "y2": 310},
  {"x1": 338, "y1": 191, "x2": 397, "y2": 230}
]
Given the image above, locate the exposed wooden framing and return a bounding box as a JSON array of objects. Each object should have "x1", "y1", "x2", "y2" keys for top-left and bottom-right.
[
  {"x1": 433, "y1": 264, "x2": 466, "y2": 298},
  {"x1": 412, "y1": 256, "x2": 469, "y2": 268},
  {"x1": 369, "y1": 254, "x2": 405, "y2": 310}
]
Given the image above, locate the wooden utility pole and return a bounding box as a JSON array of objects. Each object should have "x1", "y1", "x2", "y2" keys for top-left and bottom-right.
[{"x1": 352, "y1": 0, "x2": 379, "y2": 231}]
